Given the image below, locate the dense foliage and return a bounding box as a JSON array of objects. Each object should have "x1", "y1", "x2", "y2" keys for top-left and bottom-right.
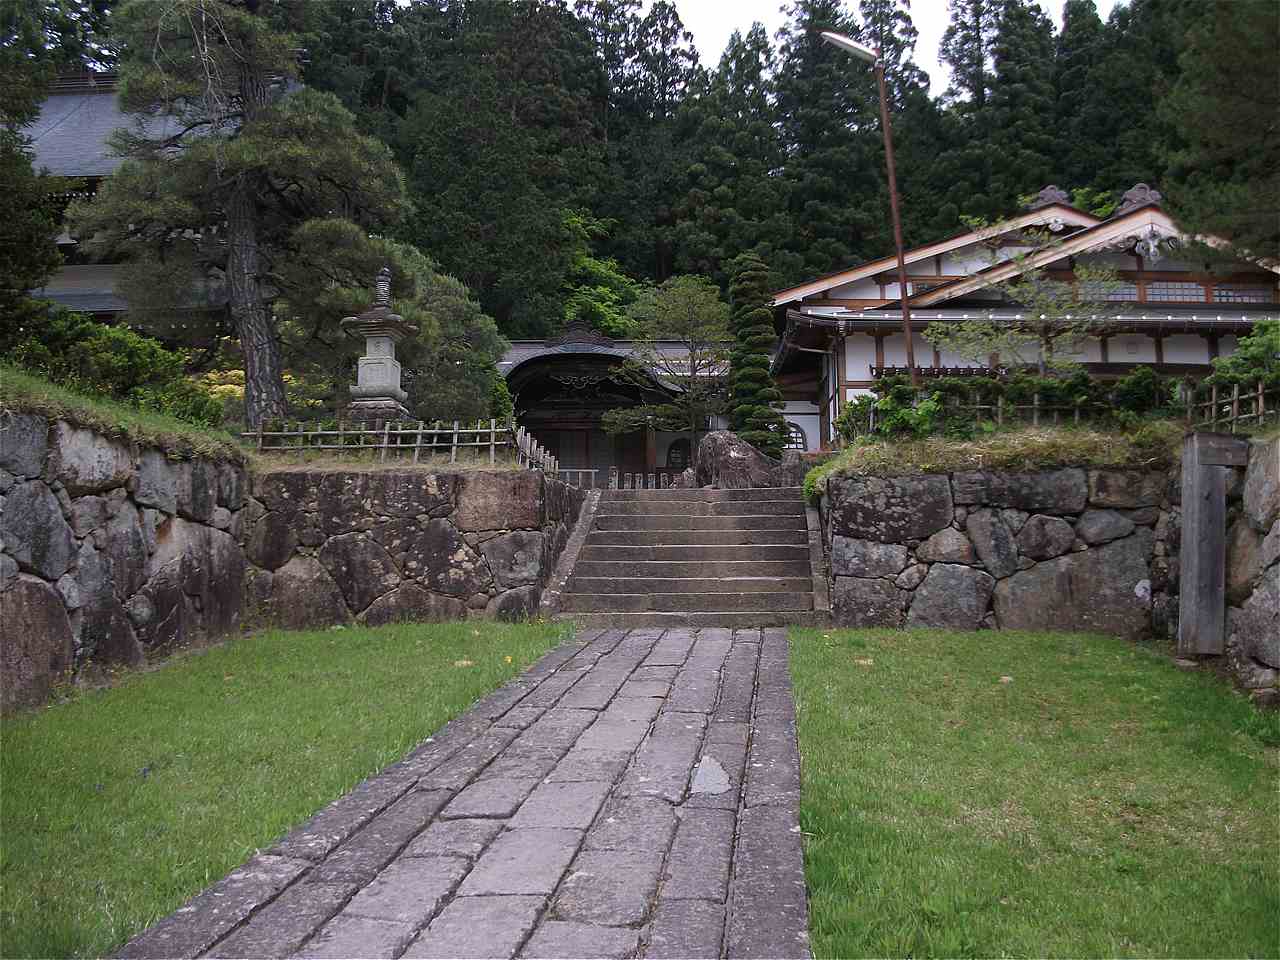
[{"x1": 728, "y1": 253, "x2": 787, "y2": 458}]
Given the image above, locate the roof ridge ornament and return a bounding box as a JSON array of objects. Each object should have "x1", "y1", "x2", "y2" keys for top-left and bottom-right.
[
  {"x1": 1026, "y1": 185, "x2": 1071, "y2": 210},
  {"x1": 546, "y1": 318, "x2": 616, "y2": 347},
  {"x1": 1116, "y1": 182, "x2": 1163, "y2": 215}
]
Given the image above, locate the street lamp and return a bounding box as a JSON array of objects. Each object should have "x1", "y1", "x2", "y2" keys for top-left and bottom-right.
[{"x1": 820, "y1": 31, "x2": 919, "y2": 386}]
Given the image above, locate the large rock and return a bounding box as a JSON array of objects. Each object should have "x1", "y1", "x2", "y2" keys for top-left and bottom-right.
[
  {"x1": 694, "y1": 431, "x2": 780, "y2": 489},
  {"x1": 0, "y1": 575, "x2": 74, "y2": 711},
  {"x1": 1262, "y1": 520, "x2": 1280, "y2": 572},
  {"x1": 360, "y1": 583, "x2": 466, "y2": 626},
  {"x1": 1087, "y1": 470, "x2": 1165, "y2": 509},
  {"x1": 915, "y1": 527, "x2": 976, "y2": 564},
  {"x1": 69, "y1": 494, "x2": 112, "y2": 537},
  {"x1": 965, "y1": 508, "x2": 1018, "y2": 578},
  {"x1": 141, "y1": 518, "x2": 245, "y2": 644},
  {"x1": 78, "y1": 595, "x2": 144, "y2": 667},
  {"x1": 216, "y1": 462, "x2": 247, "y2": 510},
  {"x1": 454, "y1": 471, "x2": 543, "y2": 531},
  {"x1": 48, "y1": 422, "x2": 132, "y2": 496},
  {"x1": 103, "y1": 505, "x2": 148, "y2": 599},
  {"x1": 906, "y1": 564, "x2": 994, "y2": 629},
  {"x1": 1075, "y1": 509, "x2": 1135, "y2": 546},
  {"x1": 951, "y1": 468, "x2": 1087, "y2": 514},
  {"x1": 318, "y1": 533, "x2": 401, "y2": 614},
  {"x1": 245, "y1": 511, "x2": 298, "y2": 571},
  {"x1": 832, "y1": 576, "x2": 902, "y2": 627},
  {"x1": 1243, "y1": 437, "x2": 1279, "y2": 533},
  {"x1": 830, "y1": 536, "x2": 909, "y2": 578},
  {"x1": 315, "y1": 472, "x2": 455, "y2": 537},
  {"x1": 175, "y1": 459, "x2": 218, "y2": 523},
  {"x1": 269, "y1": 555, "x2": 350, "y2": 629},
  {"x1": 485, "y1": 585, "x2": 541, "y2": 621},
  {"x1": 378, "y1": 518, "x2": 491, "y2": 597},
  {"x1": 481, "y1": 530, "x2": 546, "y2": 588},
  {"x1": 1224, "y1": 520, "x2": 1264, "y2": 607},
  {"x1": 253, "y1": 470, "x2": 318, "y2": 516},
  {"x1": 907, "y1": 565, "x2": 994, "y2": 630},
  {"x1": 134, "y1": 450, "x2": 179, "y2": 514},
  {"x1": 1015, "y1": 515, "x2": 1075, "y2": 560},
  {"x1": 827, "y1": 474, "x2": 952, "y2": 543},
  {"x1": 0, "y1": 413, "x2": 48, "y2": 478},
  {"x1": 0, "y1": 480, "x2": 76, "y2": 581},
  {"x1": 0, "y1": 553, "x2": 17, "y2": 591},
  {"x1": 1233, "y1": 573, "x2": 1279, "y2": 668},
  {"x1": 993, "y1": 535, "x2": 1151, "y2": 638}
]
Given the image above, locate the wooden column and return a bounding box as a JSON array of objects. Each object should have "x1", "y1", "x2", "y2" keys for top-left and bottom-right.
[{"x1": 1178, "y1": 432, "x2": 1249, "y2": 656}]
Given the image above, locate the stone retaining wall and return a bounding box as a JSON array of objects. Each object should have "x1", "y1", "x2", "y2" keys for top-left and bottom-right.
[
  {"x1": 0, "y1": 414, "x2": 584, "y2": 711},
  {"x1": 1, "y1": 414, "x2": 250, "y2": 711},
  {"x1": 241, "y1": 469, "x2": 584, "y2": 630},
  {"x1": 819, "y1": 440, "x2": 1278, "y2": 698}
]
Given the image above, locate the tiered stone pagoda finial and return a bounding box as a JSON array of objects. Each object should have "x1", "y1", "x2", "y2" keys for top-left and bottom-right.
[{"x1": 341, "y1": 267, "x2": 420, "y2": 422}]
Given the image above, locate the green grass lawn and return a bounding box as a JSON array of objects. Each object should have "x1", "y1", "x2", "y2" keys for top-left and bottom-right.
[
  {"x1": 790, "y1": 628, "x2": 1280, "y2": 959},
  {"x1": 0, "y1": 620, "x2": 570, "y2": 959}
]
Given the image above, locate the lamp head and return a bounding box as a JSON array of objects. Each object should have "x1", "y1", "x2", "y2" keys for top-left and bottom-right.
[{"x1": 820, "y1": 31, "x2": 879, "y2": 64}]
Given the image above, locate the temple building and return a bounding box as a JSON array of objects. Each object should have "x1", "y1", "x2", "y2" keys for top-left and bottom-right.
[{"x1": 771, "y1": 184, "x2": 1278, "y2": 447}]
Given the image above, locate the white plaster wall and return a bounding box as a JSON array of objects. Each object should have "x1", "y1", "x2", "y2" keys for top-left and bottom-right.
[
  {"x1": 826, "y1": 278, "x2": 881, "y2": 299},
  {"x1": 882, "y1": 333, "x2": 909, "y2": 366},
  {"x1": 1110, "y1": 333, "x2": 1158, "y2": 363},
  {"x1": 843, "y1": 334, "x2": 877, "y2": 381},
  {"x1": 1058, "y1": 336, "x2": 1103, "y2": 363},
  {"x1": 934, "y1": 346, "x2": 989, "y2": 368},
  {"x1": 1163, "y1": 334, "x2": 1208, "y2": 364}
]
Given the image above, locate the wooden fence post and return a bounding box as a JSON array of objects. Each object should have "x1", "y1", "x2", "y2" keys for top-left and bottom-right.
[{"x1": 1178, "y1": 432, "x2": 1249, "y2": 656}]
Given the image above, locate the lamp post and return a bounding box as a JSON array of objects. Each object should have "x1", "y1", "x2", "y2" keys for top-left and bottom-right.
[{"x1": 820, "y1": 30, "x2": 919, "y2": 386}]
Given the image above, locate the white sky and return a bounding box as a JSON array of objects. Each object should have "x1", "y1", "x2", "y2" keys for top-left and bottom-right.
[{"x1": 669, "y1": 0, "x2": 1122, "y2": 95}]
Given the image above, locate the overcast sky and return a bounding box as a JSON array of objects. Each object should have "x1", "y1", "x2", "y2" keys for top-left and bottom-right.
[{"x1": 669, "y1": 0, "x2": 1122, "y2": 95}]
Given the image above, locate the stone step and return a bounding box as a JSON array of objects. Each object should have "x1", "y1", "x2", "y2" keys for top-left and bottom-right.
[
  {"x1": 592, "y1": 515, "x2": 807, "y2": 532},
  {"x1": 568, "y1": 575, "x2": 814, "y2": 594},
  {"x1": 561, "y1": 610, "x2": 831, "y2": 628},
  {"x1": 598, "y1": 499, "x2": 804, "y2": 517},
  {"x1": 572, "y1": 559, "x2": 811, "y2": 579},
  {"x1": 562, "y1": 592, "x2": 814, "y2": 613},
  {"x1": 601, "y1": 487, "x2": 804, "y2": 502},
  {"x1": 577, "y1": 544, "x2": 810, "y2": 562},
  {"x1": 584, "y1": 528, "x2": 809, "y2": 547}
]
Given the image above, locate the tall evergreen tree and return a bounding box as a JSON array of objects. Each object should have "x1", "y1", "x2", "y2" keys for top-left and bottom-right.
[
  {"x1": 938, "y1": 0, "x2": 998, "y2": 111},
  {"x1": 68, "y1": 0, "x2": 408, "y2": 427},
  {"x1": 728, "y1": 253, "x2": 786, "y2": 458},
  {"x1": 1052, "y1": 0, "x2": 1105, "y2": 188},
  {"x1": 1160, "y1": 0, "x2": 1280, "y2": 261},
  {"x1": 859, "y1": 0, "x2": 929, "y2": 106}
]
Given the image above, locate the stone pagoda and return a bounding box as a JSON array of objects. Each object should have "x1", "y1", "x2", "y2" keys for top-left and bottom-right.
[{"x1": 341, "y1": 267, "x2": 419, "y2": 422}]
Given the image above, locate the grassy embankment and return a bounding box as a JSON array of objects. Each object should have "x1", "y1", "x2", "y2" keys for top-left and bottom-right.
[
  {"x1": 0, "y1": 620, "x2": 570, "y2": 958},
  {"x1": 792, "y1": 626, "x2": 1279, "y2": 958}
]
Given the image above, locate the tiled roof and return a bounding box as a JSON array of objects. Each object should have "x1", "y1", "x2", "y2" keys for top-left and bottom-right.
[{"x1": 26, "y1": 85, "x2": 172, "y2": 178}]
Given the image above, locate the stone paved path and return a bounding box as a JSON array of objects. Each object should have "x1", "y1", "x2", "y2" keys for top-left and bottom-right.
[{"x1": 118, "y1": 628, "x2": 810, "y2": 960}]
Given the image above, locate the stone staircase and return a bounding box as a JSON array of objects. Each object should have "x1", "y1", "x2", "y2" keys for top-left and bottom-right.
[{"x1": 558, "y1": 487, "x2": 828, "y2": 628}]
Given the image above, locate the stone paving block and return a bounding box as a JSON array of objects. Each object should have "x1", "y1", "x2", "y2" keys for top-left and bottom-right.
[
  {"x1": 665, "y1": 668, "x2": 721, "y2": 714},
  {"x1": 643, "y1": 631, "x2": 695, "y2": 666},
  {"x1": 294, "y1": 915, "x2": 416, "y2": 959},
  {"x1": 309, "y1": 791, "x2": 452, "y2": 884},
  {"x1": 557, "y1": 672, "x2": 630, "y2": 710},
  {"x1": 632, "y1": 665, "x2": 679, "y2": 682},
  {"x1": 645, "y1": 898, "x2": 726, "y2": 959},
  {"x1": 441, "y1": 778, "x2": 540, "y2": 819},
  {"x1": 600, "y1": 695, "x2": 662, "y2": 723},
  {"x1": 270, "y1": 775, "x2": 417, "y2": 862},
  {"x1": 663, "y1": 809, "x2": 734, "y2": 901},
  {"x1": 401, "y1": 714, "x2": 491, "y2": 774},
  {"x1": 493, "y1": 705, "x2": 547, "y2": 730},
  {"x1": 523, "y1": 640, "x2": 589, "y2": 679},
  {"x1": 402, "y1": 895, "x2": 546, "y2": 959},
  {"x1": 553, "y1": 847, "x2": 665, "y2": 925},
  {"x1": 618, "y1": 713, "x2": 706, "y2": 803},
  {"x1": 731, "y1": 627, "x2": 763, "y2": 645},
  {"x1": 574, "y1": 717, "x2": 650, "y2": 753},
  {"x1": 726, "y1": 805, "x2": 809, "y2": 960},
  {"x1": 477, "y1": 749, "x2": 561, "y2": 782},
  {"x1": 519, "y1": 921, "x2": 639, "y2": 959},
  {"x1": 520, "y1": 668, "x2": 589, "y2": 708},
  {"x1": 562, "y1": 631, "x2": 626, "y2": 670},
  {"x1": 684, "y1": 638, "x2": 732, "y2": 669},
  {"x1": 421, "y1": 726, "x2": 521, "y2": 790},
  {"x1": 684, "y1": 726, "x2": 749, "y2": 811},
  {"x1": 342, "y1": 855, "x2": 469, "y2": 926},
  {"x1": 547, "y1": 748, "x2": 632, "y2": 783},
  {"x1": 743, "y1": 717, "x2": 801, "y2": 809},
  {"x1": 510, "y1": 708, "x2": 599, "y2": 756},
  {"x1": 583, "y1": 797, "x2": 677, "y2": 853},
  {"x1": 117, "y1": 855, "x2": 309, "y2": 958},
  {"x1": 695, "y1": 627, "x2": 734, "y2": 643},
  {"x1": 403, "y1": 817, "x2": 504, "y2": 860},
  {"x1": 511, "y1": 780, "x2": 612, "y2": 829},
  {"x1": 471, "y1": 680, "x2": 536, "y2": 720},
  {"x1": 714, "y1": 643, "x2": 760, "y2": 723},
  {"x1": 205, "y1": 881, "x2": 357, "y2": 959},
  {"x1": 458, "y1": 828, "x2": 584, "y2": 896},
  {"x1": 619, "y1": 679, "x2": 670, "y2": 698}
]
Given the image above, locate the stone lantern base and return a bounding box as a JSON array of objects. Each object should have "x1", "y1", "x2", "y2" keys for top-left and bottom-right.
[{"x1": 346, "y1": 398, "x2": 411, "y2": 423}]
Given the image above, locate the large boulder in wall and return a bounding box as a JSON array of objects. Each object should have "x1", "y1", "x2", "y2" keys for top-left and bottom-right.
[
  {"x1": 826, "y1": 474, "x2": 953, "y2": 543},
  {"x1": 1, "y1": 575, "x2": 74, "y2": 711},
  {"x1": 694, "y1": 432, "x2": 780, "y2": 489}
]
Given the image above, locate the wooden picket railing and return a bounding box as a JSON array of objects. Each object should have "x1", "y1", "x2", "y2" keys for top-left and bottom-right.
[
  {"x1": 1187, "y1": 380, "x2": 1279, "y2": 434},
  {"x1": 243, "y1": 418, "x2": 560, "y2": 476}
]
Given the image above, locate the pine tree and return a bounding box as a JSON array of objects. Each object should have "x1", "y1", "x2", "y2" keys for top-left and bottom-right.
[
  {"x1": 68, "y1": 0, "x2": 409, "y2": 427},
  {"x1": 1160, "y1": 0, "x2": 1279, "y2": 262},
  {"x1": 1052, "y1": 0, "x2": 1105, "y2": 188},
  {"x1": 728, "y1": 253, "x2": 787, "y2": 459},
  {"x1": 939, "y1": 0, "x2": 998, "y2": 111}
]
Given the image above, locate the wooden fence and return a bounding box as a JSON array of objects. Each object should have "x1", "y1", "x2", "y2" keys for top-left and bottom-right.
[
  {"x1": 243, "y1": 418, "x2": 559, "y2": 474},
  {"x1": 844, "y1": 390, "x2": 1119, "y2": 438},
  {"x1": 1186, "y1": 380, "x2": 1279, "y2": 434}
]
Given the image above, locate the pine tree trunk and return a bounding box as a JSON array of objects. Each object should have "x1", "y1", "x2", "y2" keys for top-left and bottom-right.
[{"x1": 226, "y1": 180, "x2": 286, "y2": 429}]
